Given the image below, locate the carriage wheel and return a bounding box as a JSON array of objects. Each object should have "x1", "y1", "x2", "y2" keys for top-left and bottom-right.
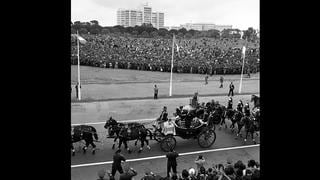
[
  {"x1": 197, "y1": 129, "x2": 216, "y2": 148},
  {"x1": 160, "y1": 135, "x2": 176, "y2": 152},
  {"x1": 146, "y1": 129, "x2": 153, "y2": 140},
  {"x1": 212, "y1": 117, "x2": 221, "y2": 125},
  {"x1": 153, "y1": 129, "x2": 163, "y2": 142},
  {"x1": 212, "y1": 124, "x2": 216, "y2": 131}
]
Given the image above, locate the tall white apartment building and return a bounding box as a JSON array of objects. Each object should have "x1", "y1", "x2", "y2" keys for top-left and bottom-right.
[
  {"x1": 151, "y1": 12, "x2": 164, "y2": 29},
  {"x1": 117, "y1": 4, "x2": 164, "y2": 29}
]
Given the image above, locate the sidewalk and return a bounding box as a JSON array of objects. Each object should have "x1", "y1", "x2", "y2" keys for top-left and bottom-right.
[{"x1": 71, "y1": 146, "x2": 259, "y2": 180}]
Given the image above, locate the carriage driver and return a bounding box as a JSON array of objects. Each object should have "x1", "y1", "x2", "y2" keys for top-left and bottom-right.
[{"x1": 159, "y1": 106, "x2": 169, "y2": 122}]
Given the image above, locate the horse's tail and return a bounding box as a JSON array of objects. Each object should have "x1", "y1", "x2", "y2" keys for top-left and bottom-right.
[
  {"x1": 147, "y1": 129, "x2": 153, "y2": 140},
  {"x1": 91, "y1": 127, "x2": 98, "y2": 141}
]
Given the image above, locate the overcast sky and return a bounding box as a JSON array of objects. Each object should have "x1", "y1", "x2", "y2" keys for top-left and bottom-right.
[{"x1": 71, "y1": 0, "x2": 259, "y2": 30}]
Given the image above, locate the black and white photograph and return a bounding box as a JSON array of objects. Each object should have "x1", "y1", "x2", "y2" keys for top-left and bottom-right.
[{"x1": 71, "y1": 0, "x2": 260, "y2": 179}]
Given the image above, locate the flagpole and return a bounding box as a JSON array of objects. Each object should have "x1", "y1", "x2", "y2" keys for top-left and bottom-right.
[
  {"x1": 239, "y1": 53, "x2": 245, "y2": 94},
  {"x1": 169, "y1": 34, "x2": 175, "y2": 96},
  {"x1": 77, "y1": 31, "x2": 81, "y2": 100},
  {"x1": 239, "y1": 46, "x2": 246, "y2": 94}
]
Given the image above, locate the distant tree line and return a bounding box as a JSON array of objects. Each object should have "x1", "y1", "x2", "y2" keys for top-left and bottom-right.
[{"x1": 71, "y1": 20, "x2": 259, "y2": 42}]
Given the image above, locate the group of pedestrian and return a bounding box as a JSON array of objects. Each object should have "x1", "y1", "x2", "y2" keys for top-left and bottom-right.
[
  {"x1": 153, "y1": 79, "x2": 235, "y2": 101},
  {"x1": 71, "y1": 34, "x2": 260, "y2": 75},
  {"x1": 99, "y1": 150, "x2": 259, "y2": 180}
]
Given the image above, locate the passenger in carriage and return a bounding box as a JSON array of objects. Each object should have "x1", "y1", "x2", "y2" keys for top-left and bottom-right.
[{"x1": 162, "y1": 118, "x2": 177, "y2": 135}]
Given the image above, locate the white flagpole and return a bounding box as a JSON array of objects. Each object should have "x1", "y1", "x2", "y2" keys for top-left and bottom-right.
[
  {"x1": 239, "y1": 46, "x2": 246, "y2": 94},
  {"x1": 77, "y1": 31, "x2": 81, "y2": 100},
  {"x1": 169, "y1": 34, "x2": 175, "y2": 96}
]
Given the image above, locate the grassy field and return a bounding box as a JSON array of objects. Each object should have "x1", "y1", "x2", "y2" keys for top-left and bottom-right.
[
  {"x1": 71, "y1": 65, "x2": 259, "y2": 84},
  {"x1": 71, "y1": 66, "x2": 259, "y2": 102}
]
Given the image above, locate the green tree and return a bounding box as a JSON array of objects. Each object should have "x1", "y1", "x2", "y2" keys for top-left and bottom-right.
[
  {"x1": 158, "y1": 28, "x2": 168, "y2": 37},
  {"x1": 169, "y1": 29, "x2": 178, "y2": 35},
  {"x1": 101, "y1": 28, "x2": 110, "y2": 34},
  {"x1": 151, "y1": 31, "x2": 158, "y2": 37},
  {"x1": 132, "y1": 30, "x2": 138, "y2": 37},
  {"x1": 79, "y1": 28, "x2": 88, "y2": 34},
  {"x1": 178, "y1": 28, "x2": 187, "y2": 35},
  {"x1": 207, "y1": 29, "x2": 220, "y2": 38},
  {"x1": 71, "y1": 28, "x2": 76, "y2": 34},
  {"x1": 185, "y1": 32, "x2": 192, "y2": 39},
  {"x1": 90, "y1": 20, "x2": 99, "y2": 26},
  {"x1": 141, "y1": 31, "x2": 149, "y2": 38},
  {"x1": 177, "y1": 32, "x2": 184, "y2": 38}
]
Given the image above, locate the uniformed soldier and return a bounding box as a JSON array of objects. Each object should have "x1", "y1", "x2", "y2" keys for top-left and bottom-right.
[
  {"x1": 237, "y1": 100, "x2": 244, "y2": 112},
  {"x1": 227, "y1": 97, "x2": 233, "y2": 110},
  {"x1": 228, "y1": 82, "x2": 235, "y2": 97},
  {"x1": 244, "y1": 103, "x2": 250, "y2": 117}
]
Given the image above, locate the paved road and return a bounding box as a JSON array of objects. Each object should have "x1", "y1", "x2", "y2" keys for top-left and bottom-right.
[{"x1": 71, "y1": 95, "x2": 260, "y2": 180}]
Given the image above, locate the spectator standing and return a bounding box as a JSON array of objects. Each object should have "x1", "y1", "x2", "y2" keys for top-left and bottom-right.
[
  {"x1": 228, "y1": 82, "x2": 234, "y2": 97},
  {"x1": 219, "y1": 76, "x2": 224, "y2": 88},
  {"x1": 205, "y1": 74, "x2": 209, "y2": 85},
  {"x1": 119, "y1": 163, "x2": 137, "y2": 180},
  {"x1": 111, "y1": 149, "x2": 126, "y2": 178},
  {"x1": 75, "y1": 82, "x2": 81, "y2": 99},
  {"x1": 166, "y1": 148, "x2": 179, "y2": 177},
  {"x1": 154, "y1": 85, "x2": 158, "y2": 99},
  {"x1": 194, "y1": 155, "x2": 206, "y2": 173}
]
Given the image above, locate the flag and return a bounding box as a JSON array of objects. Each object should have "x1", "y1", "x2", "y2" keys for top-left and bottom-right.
[
  {"x1": 77, "y1": 35, "x2": 87, "y2": 44},
  {"x1": 240, "y1": 31, "x2": 244, "y2": 39},
  {"x1": 173, "y1": 35, "x2": 180, "y2": 57},
  {"x1": 72, "y1": 34, "x2": 87, "y2": 44},
  {"x1": 242, "y1": 46, "x2": 246, "y2": 58}
]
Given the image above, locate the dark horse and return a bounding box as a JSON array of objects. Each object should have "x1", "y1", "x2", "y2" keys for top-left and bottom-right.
[
  {"x1": 71, "y1": 125, "x2": 98, "y2": 156},
  {"x1": 251, "y1": 95, "x2": 260, "y2": 110},
  {"x1": 230, "y1": 110, "x2": 243, "y2": 133},
  {"x1": 236, "y1": 115, "x2": 257, "y2": 144},
  {"x1": 104, "y1": 117, "x2": 152, "y2": 153}
]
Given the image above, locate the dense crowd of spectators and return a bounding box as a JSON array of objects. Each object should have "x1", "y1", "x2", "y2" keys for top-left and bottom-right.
[
  {"x1": 97, "y1": 157, "x2": 260, "y2": 180},
  {"x1": 71, "y1": 34, "x2": 259, "y2": 75}
]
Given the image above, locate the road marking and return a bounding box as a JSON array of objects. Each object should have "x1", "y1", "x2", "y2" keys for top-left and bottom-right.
[
  {"x1": 71, "y1": 144, "x2": 259, "y2": 168},
  {"x1": 71, "y1": 118, "x2": 160, "y2": 126}
]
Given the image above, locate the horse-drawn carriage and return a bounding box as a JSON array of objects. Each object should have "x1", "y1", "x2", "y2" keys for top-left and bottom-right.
[
  {"x1": 152, "y1": 117, "x2": 216, "y2": 152},
  {"x1": 103, "y1": 103, "x2": 217, "y2": 153}
]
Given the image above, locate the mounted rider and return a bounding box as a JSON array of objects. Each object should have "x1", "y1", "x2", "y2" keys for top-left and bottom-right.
[
  {"x1": 244, "y1": 103, "x2": 251, "y2": 117},
  {"x1": 237, "y1": 100, "x2": 244, "y2": 112},
  {"x1": 227, "y1": 97, "x2": 233, "y2": 110},
  {"x1": 106, "y1": 116, "x2": 118, "y2": 137}
]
